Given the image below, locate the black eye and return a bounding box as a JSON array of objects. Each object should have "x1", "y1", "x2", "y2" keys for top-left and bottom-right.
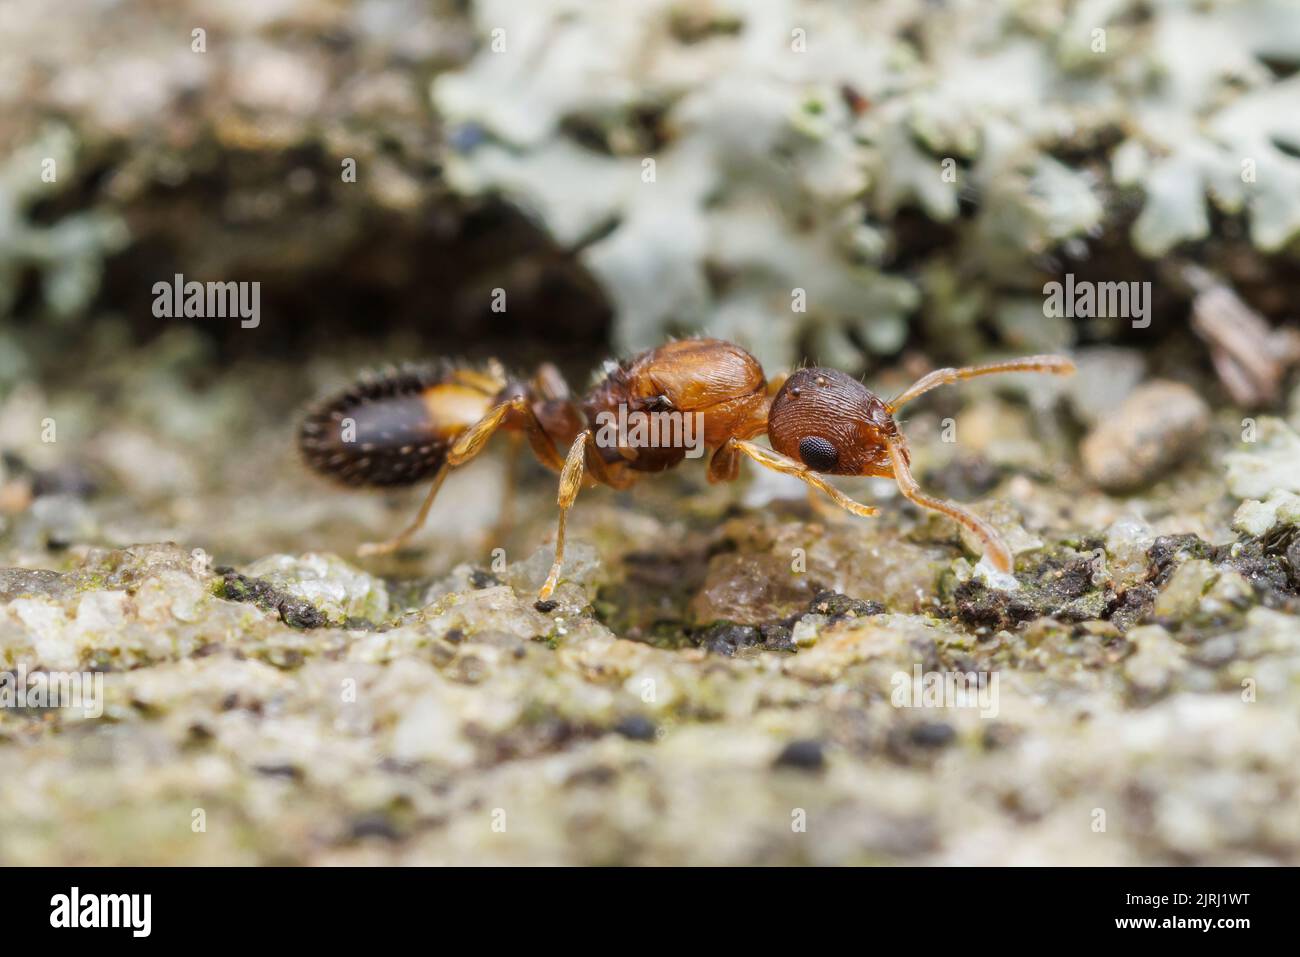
[{"x1": 799, "y1": 436, "x2": 839, "y2": 472}]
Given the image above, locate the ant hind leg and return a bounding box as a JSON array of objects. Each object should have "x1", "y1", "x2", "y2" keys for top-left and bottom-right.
[
  {"x1": 358, "y1": 465, "x2": 450, "y2": 556},
  {"x1": 448, "y1": 397, "x2": 565, "y2": 471},
  {"x1": 360, "y1": 396, "x2": 561, "y2": 557}
]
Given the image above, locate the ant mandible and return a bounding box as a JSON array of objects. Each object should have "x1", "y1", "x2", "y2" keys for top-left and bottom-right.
[{"x1": 299, "y1": 339, "x2": 1074, "y2": 600}]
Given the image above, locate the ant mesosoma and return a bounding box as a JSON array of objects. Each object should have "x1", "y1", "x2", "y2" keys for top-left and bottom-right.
[{"x1": 299, "y1": 339, "x2": 1074, "y2": 599}]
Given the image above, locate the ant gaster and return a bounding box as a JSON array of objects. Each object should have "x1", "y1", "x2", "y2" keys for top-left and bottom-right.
[{"x1": 299, "y1": 339, "x2": 1074, "y2": 599}]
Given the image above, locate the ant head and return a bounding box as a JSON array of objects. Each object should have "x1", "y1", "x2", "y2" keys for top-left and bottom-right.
[{"x1": 768, "y1": 367, "x2": 903, "y2": 476}]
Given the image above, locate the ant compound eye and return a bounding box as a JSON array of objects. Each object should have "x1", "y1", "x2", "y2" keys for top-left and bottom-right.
[{"x1": 798, "y1": 435, "x2": 839, "y2": 472}]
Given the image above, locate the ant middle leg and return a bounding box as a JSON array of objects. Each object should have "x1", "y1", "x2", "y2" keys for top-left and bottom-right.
[
  {"x1": 536, "y1": 432, "x2": 638, "y2": 599},
  {"x1": 538, "y1": 430, "x2": 591, "y2": 600},
  {"x1": 726, "y1": 439, "x2": 879, "y2": 519}
]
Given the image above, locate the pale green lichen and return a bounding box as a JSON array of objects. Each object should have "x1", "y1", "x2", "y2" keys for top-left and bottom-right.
[
  {"x1": 0, "y1": 124, "x2": 129, "y2": 329},
  {"x1": 1115, "y1": 2, "x2": 1300, "y2": 255},
  {"x1": 434, "y1": 0, "x2": 1300, "y2": 367},
  {"x1": 1232, "y1": 490, "x2": 1300, "y2": 537},
  {"x1": 1225, "y1": 417, "x2": 1300, "y2": 500}
]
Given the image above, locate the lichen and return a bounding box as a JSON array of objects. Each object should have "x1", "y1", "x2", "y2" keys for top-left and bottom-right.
[{"x1": 434, "y1": 0, "x2": 1300, "y2": 369}]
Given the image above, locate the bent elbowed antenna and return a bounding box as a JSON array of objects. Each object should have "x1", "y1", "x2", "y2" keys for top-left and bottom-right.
[
  {"x1": 884, "y1": 354, "x2": 1076, "y2": 573},
  {"x1": 887, "y1": 355, "x2": 1076, "y2": 412}
]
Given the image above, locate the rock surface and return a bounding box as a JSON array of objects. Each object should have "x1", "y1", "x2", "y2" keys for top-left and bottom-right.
[
  {"x1": 1080, "y1": 380, "x2": 1211, "y2": 492},
  {"x1": 1, "y1": 347, "x2": 1299, "y2": 865}
]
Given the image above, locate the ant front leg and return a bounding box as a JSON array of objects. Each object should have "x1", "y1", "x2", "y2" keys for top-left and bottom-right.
[
  {"x1": 726, "y1": 439, "x2": 879, "y2": 519},
  {"x1": 709, "y1": 441, "x2": 834, "y2": 520}
]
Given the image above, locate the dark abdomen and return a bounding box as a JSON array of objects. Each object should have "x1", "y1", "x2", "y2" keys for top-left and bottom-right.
[{"x1": 298, "y1": 364, "x2": 496, "y2": 487}]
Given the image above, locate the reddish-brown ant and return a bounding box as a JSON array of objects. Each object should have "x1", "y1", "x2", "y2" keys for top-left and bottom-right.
[{"x1": 299, "y1": 339, "x2": 1074, "y2": 599}]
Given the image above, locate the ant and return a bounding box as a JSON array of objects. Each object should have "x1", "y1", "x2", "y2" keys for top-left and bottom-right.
[{"x1": 299, "y1": 339, "x2": 1074, "y2": 600}]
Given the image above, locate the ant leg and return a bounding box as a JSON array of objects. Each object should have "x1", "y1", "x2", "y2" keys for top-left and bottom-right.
[
  {"x1": 729, "y1": 439, "x2": 879, "y2": 518},
  {"x1": 713, "y1": 441, "x2": 841, "y2": 518},
  {"x1": 485, "y1": 432, "x2": 522, "y2": 549},
  {"x1": 766, "y1": 372, "x2": 788, "y2": 396},
  {"x1": 533, "y1": 362, "x2": 570, "y2": 401},
  {"x1": 805, "y1": 486, "x2": 843, "y2": 522},
  {"x1": 361, "y1": 397, "x2": 562, "y2": 557},
  {"x1": 358, "y1": 464, "x2": 449, "y2": 556},
  {"x1": 707, "y1": 442, "x2": 740, "y2": 484},
  {"x1": 887, "y1": 355, "x2": 1075, "y2": 411},
  {"x1": 883, "y1": 433, "x2": 1013, "y2": 572},
  {"x1": 448, "y1": 397, "x2": 565, "y2": 472},
  {"x1": 539, "y1": 431, "x2": 591, "y2": 600}
]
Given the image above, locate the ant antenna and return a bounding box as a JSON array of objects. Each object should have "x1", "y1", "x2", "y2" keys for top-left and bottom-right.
[
  {"x1": 887, "y1": 355, "x2": 1075, "y2": 412},
  {"x1": 879, "y1": 355, "x2": 1075, "y2": 571},
  {"x1": 884, "y1": 432, "x2": 1013, "y2": 572}
]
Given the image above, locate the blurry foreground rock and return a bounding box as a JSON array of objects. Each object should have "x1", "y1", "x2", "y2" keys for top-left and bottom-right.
[{"x1": 1081, "y1": 380, "x2": 1210, "y2": 491}]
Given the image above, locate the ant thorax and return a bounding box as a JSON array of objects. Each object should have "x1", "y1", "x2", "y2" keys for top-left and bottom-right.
[{"x1": 580, "y1": 339, "x2": 768, "y2": 470}]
